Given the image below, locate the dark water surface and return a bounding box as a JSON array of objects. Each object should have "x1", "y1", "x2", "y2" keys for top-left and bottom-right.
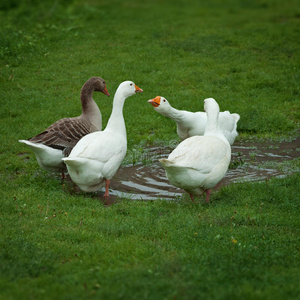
[{"x1": 106, "y1": 138, "x2": 299, "y2": 200}]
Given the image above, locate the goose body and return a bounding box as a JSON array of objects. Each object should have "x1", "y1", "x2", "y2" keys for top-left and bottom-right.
[
  {"x1": 63, "y1": 81, "x2": 143, "y2": 196},
  {"x1": 19, "y1": 77, "x2": 110, "y2": 173},
  {"x1": 148, "y1": 96, "x2": 240, "y2": 145},
  {"x1": 160, "y1": 98, "x2": 231, "y2": 202}
]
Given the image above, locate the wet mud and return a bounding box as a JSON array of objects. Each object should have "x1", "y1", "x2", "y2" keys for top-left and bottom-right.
[{"x1": 106, "y1": 138, "x2": 299, "y2": 200}]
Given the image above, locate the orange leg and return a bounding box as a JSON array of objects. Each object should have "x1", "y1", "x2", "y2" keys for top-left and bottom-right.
[
  {"x1": 205, "y1": 189, "x2": 211, "y2": 203},
  {"x1": 103, "y1": 179, "x2": 110, "y2": 197},
  {"x1": 61, "y1": 171, "x2": 65, "y2": 183},
  {"x1": 189, "y1": 193, "x2": 195, "y2": 203}
]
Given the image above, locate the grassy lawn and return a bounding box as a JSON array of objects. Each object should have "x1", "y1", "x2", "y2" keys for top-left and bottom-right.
[
  {"x1": 0, "y1": 0, "x2": 299, "y2": 299},
  {"x1": 0, "y1": 173, "x2": 299, "y2": 299}
]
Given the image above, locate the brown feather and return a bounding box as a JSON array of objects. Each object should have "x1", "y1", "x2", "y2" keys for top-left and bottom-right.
[{"x1": 26, "y1": 77, "x2": 110, "y2": 156}]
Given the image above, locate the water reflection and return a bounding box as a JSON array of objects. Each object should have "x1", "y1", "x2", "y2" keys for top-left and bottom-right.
[{"x1": 109, "y1": 138, "x2": 299, "y2": 200}]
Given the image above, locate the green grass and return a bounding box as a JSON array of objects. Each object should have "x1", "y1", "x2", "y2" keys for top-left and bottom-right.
[
  {"x1": 0, "y1": 173, "x2": 299, "y2": 299},
  {"x1": 1, "y1": 0, "x2": 299, "y2": 149},
  {"x1": 0, "y1": 0, "x2": 300, "y2": 299}
]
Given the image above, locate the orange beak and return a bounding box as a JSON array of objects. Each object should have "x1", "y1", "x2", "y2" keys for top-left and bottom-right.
[
  {"x1": 135, "y1": 85, "x2": 143, "y2": 93},
  {"x1": 148, "y1": 96, "x2": 161, "y2": 107},
  {"x1": 102, "y1": 86, "x2": 110, "y2": 97}
]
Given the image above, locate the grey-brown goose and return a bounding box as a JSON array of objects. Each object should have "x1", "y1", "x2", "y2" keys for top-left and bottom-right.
[{"x1": 19, "y1": 76, "x2": 110, "y2": 174}]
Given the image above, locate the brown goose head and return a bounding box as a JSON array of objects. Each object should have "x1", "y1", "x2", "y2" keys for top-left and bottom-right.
[{"x1": 82, "y1": 77, "x2": 110, "y2": 97}]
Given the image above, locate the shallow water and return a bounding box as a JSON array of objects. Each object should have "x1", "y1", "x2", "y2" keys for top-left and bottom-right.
[{"x1": 106, "y1": 138, "x2": 299, "y2": 200}]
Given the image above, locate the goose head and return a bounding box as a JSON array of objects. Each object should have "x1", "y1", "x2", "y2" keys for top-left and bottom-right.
[
  {"x1": 116, "y1": 81, "x2": 143, "y2": 98},
  {"x1": 148, "y1": 96, "x2": 172, "y2": 113},
  {"x1": 87, "y1": 77, "x2": 110, "y2": 96}
]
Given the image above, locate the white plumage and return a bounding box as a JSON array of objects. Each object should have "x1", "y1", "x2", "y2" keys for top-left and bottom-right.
[
  {"x1": 18, "y1": 141, "x2": 65, "y2": 173},
  {"x1": 160, "y1": 98, "x2": 231, "y2": 202},
  {"x1": 148, "y1": 96, "x2": 240, "y2": 145},
  {"x1": 63, "y1": 81, "x2": 143, "y2": 196}
]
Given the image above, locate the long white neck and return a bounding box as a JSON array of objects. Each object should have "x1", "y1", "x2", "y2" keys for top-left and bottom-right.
[
  {"x1": 204, "y1": 107, "x2": 229, "y2": 144},
  {"x1": 105, "y1": 89, "x2": 126, "y2": 136},
  {"x1": 204, "y1": 108, "x2": 218, "y2": 136},
  {"x1": 160, "y1": 106, "x2": 185, "y2": 123}
]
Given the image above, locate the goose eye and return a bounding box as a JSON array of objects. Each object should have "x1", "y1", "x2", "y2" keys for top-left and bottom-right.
[
  {"x1": 130, "y1": 83, "x2": 133, "y2": 86},
  {"x1": 163, "y1": 99, "x2": 166, "y2": 102}
]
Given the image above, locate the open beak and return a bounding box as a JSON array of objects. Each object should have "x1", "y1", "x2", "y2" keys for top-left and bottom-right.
[
  {"x1": 135, "y1": 85, "x2": 143, "y2": 93},
  {"x1": 148, "y1": 96, "x2": 161, "y2": 107},
  {"x1": 102, "y1": 86, "x2": 110, "y2": 97}
]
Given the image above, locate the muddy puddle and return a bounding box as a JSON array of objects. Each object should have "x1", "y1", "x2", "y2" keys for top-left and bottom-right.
[{"x1": 103, "y1": 138, "x2": 299, "y2": 201}]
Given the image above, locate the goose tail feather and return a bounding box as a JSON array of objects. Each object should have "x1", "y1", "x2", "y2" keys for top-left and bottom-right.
[
  {"x1": 160, "y1": 158, "x2": 175, "y2": 168},
  {"x1": 62, "y1": 157, "x2": 86, "y2": 168}
]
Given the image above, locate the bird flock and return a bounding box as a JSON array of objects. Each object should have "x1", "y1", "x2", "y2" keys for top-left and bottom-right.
[{"x1": 19, "y1": 77, "x2": 240, "y2": 202}]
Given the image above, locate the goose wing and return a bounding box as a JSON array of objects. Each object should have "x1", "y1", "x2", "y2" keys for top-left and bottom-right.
[
  {"x1": 68, "y1": 131, "x2": 127, "y2": 164},
  {"x1": 168, "y1": 136, "x2": 230, "y2": 174},
  {"x1": 28, "y1": 117, "x2": 92, "y2": 152}
]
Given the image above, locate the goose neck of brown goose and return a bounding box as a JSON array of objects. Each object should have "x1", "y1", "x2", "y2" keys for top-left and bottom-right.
[{"x1": 80, "y1": 80, "x2": 96, "y2": 112}]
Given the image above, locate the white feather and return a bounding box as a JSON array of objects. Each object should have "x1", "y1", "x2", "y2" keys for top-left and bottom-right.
[
  {"x1": 18, "y1": 140, "x2": 65, "y2": 173},
  {"x1": 160, "y1": 98, "x2": 232, "y2": 202},
  {"x1": 148, "y1": 96, "x2": 240, "y2": 145},
  {"x1": 63, "y1": 81, "x2": 143, "y2": 194}
]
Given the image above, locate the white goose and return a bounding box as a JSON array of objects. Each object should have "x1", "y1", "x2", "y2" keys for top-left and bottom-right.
[
  {"x1": 19, "y1": 77, "x2": 110, "y2": 174},
  {"x1": 160, "y1": 98, "x2": 231, "y2": 203},
  {"x1": 63, "y1": 81, "x2": 143, "y2": 196},
  {"x1": 148, "y1": 96, "x2": 240, "y2": 145}
]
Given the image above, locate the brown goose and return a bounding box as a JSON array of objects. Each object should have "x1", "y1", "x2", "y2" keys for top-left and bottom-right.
[{"x1": 19, "y1": 76, "x2": 110, "y2": 174}]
